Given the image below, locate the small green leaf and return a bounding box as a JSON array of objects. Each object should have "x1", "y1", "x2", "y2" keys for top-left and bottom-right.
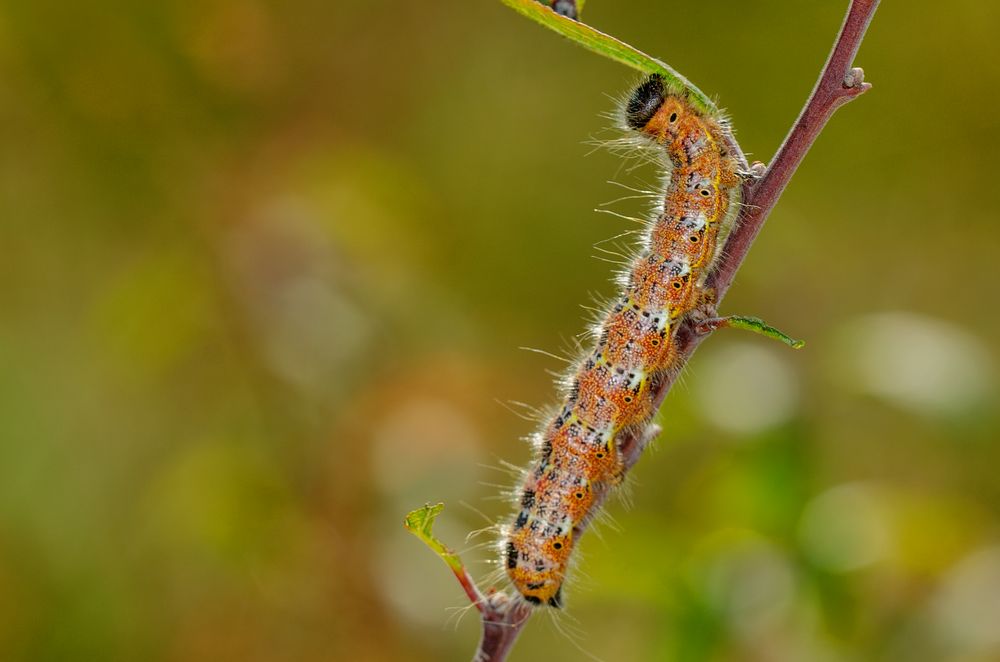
[
  {"x1": 404, "y1": 503, "x2": 464, "y2": 574},
  {"x1": 499, "y1": 0, "x2": 715, "y2": 115},
  {"x1": 725, "y1": 316, "x2": 806, "y2": 349}
]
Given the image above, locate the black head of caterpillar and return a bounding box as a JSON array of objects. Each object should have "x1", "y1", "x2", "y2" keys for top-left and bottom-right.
[{"x1": 625, "y1": 74, "x2": 665, "y2": 130}]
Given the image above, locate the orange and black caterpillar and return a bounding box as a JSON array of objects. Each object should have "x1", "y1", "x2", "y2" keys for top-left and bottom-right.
[{"x1": 501, "y1": 74, "x2": 742, "y2": 607}]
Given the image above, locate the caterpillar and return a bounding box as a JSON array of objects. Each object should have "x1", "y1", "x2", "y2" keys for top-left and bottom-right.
[{"x1": 501, "y1": 74, "x2": 742, "y2": 607}]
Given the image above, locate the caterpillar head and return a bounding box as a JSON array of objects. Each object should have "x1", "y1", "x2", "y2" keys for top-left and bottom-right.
[
  {"x1": 626, "y1": 75, "x2": 692, "y2": 144},
  {"x1": 625, "y1": 74, "x2": 666, "y2": 131}
]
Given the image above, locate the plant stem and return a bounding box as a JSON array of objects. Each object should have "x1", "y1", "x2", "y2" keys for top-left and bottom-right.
[{"x1": 469, "y1": 2, "x2": 879, "y2": 660}]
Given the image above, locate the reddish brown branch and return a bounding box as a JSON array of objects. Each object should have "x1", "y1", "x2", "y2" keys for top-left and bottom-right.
[
  {"x1": 464, "y1": 2, "x2": 879, "y2": 660},
  {"x1": 452, "y1": 565, "x2": 487, "y2": 613},
  {"x1": 471, "y1": 593, "x2": 532, "y2": 662}
]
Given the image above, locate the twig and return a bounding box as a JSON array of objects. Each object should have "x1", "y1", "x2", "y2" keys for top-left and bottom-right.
[
  {"x1": 454, "y1": 562, "x2": 533, "y2": 662},
  {"x1": 462, "y1": 2, "x2": 879, "y2": 660},
  {"x1": 471, "y1": 592, "x2": 532, "y2": 662}
]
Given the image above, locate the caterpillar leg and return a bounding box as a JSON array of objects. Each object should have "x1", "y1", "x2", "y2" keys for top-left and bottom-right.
[
  {"x1": 695, "y1": 315, "x2": 805, "y2": 349},
  {"x1": 634, "y1": 422, "x2": 662, "y2": 455},
  {"x1": 740, "y1": 160, "x2": 768, "y2": 179},
  {"x1": 611, "y1": 423, "x2": 662, "y2": 484}
]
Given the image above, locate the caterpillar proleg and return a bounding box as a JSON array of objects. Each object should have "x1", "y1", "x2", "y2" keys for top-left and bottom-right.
[{"x1": 502, "y1": 74, "x2": 742, "y2": 607}]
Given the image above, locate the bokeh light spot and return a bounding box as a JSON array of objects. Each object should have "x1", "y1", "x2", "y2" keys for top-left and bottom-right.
[
  {"x1": 835, "y1": 311, "x2": 993, "y2": 417},
  {"x1": 799, "y1": 482, "x2": 891, "y2": 572},
  {"x1": 693, "y1": 342, "x2": 799, "y2": 435}
]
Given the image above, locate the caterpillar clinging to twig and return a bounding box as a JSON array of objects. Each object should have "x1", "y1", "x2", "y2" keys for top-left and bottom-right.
[{"x1": 501, "y1": 73, "x2": 743, "y2": 607}]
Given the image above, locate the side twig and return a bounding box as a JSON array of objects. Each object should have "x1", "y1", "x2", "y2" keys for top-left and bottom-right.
[{"x1": 455, "y1": 2, "x2": 879, "y2": 660}]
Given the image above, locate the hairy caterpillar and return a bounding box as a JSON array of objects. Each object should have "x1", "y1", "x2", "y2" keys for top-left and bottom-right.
[{"x1": 501, "y1": 74, "x2": 742, "y2": 607}]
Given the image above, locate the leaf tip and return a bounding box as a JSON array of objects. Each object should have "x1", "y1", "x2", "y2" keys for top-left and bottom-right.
[{"x1": 404, "y1": 502, "x2": 445, "y2": 538}]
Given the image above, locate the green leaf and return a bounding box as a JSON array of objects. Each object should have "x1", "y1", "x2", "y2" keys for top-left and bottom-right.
[
  {"x1": 404, "y1": 503, "x2": 464, "y2": 574},
  {"x1": 499, "y1": 0, "x2": 716, "y2": 115},
  {"x1": 726, "y1": 316, "x2": 806, "y2": 349}
]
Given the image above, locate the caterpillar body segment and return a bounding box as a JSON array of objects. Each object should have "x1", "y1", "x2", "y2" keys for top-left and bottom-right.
[{"x1": 503, "y1": 74, "x2": 742, "y2": 608}]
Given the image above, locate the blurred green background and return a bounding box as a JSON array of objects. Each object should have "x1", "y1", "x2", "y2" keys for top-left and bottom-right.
[{"x1": 1, "y1": 1, "x2": 998, "y2": 660}]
